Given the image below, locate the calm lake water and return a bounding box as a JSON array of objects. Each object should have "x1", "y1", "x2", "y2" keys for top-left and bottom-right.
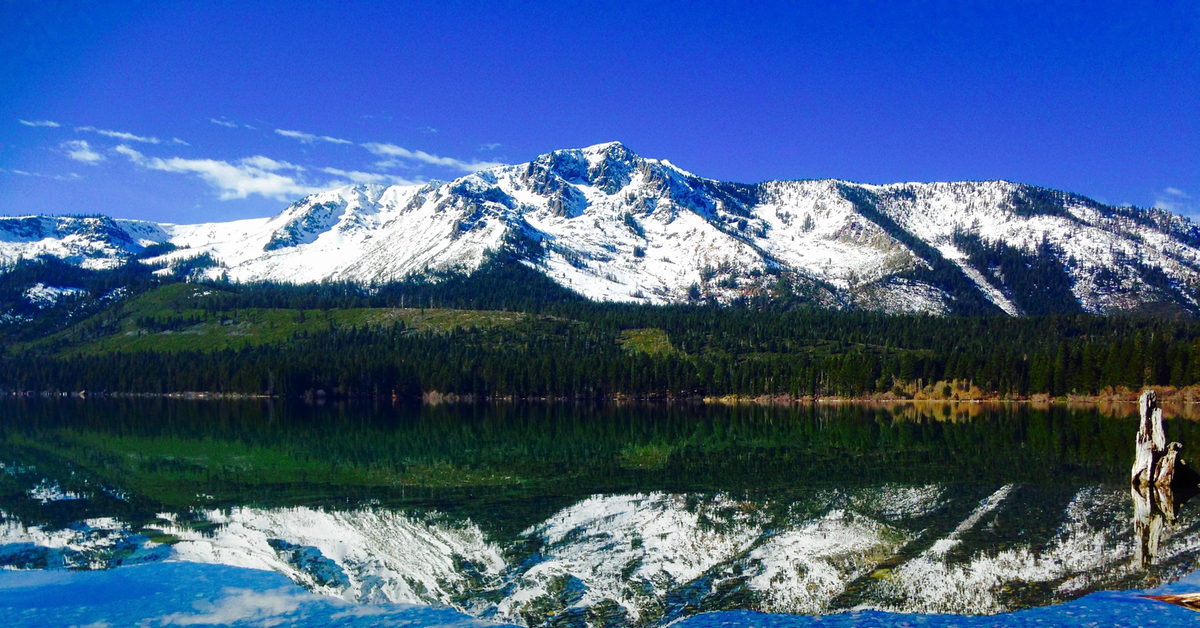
[{"x1": 1, "y1": 399, "x2": 1199, "y2": 626}]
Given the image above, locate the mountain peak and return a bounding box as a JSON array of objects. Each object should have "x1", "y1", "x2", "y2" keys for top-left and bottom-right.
[
  {"x1": 581, "y1": 140, "x2": 631, "y2": 153},
  {"x1": 4, "y1": 143, "x2": 1200, "y2": 317}
]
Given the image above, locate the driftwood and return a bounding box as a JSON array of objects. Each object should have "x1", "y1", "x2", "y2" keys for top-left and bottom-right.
[{"x1": 1145, "y1": 592, "x2": 1200, "y2": 612}]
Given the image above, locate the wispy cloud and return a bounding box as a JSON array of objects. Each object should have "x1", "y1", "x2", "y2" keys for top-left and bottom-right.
[
  {"x1": 116, "y1": 145, "x2": 323, "y2": 200},
  {"x1": 62, "y1": 140, "x2": 105, "y2": 164},
  {"x1": 77, "y1": 126, "x2": 161, "y2": 144},
  {"x1": 1, "y1": 168, "x2": 80, "y2": 181},
  {"x1": 275, "y1": 129, "x2": 352, "y2": 145},
  {"x1": 320, "y1": 167, "x2": 421, "y2": 186},
  {"x1": 243, "y1": 156, "x2": 309, "y2": 173},
  {"x1": 362, "y1": 142, "x2": 504, "y2": 173},
  {"x1": 416, "y1": 126, "x2": 438, "y2": 134},
  {"x1": 1155, "y1": 187, "x2": 1198, "y2": 217},
  {"x1": 210, "y1": 117, "x2": 256, "y2": 130},
  {"x1": 19, "y1": 119, "x2": 60, "y2": 128},
  {"x1": 479, "y1": 142, "x2": 502, "y2": 151}
]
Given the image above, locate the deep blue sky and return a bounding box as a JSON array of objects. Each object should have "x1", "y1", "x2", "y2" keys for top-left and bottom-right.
[{"x1": 1, "y1": 1, "x2": 1196, "y2": 223}]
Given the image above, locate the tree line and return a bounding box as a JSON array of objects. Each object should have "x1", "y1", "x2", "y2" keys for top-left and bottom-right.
[
  {"x1": 4, "y1": 255, "x2": 1200, "y2": 398},
  {"x1": 3, "y1": 310, "x2": 1200, "y2": 399}
]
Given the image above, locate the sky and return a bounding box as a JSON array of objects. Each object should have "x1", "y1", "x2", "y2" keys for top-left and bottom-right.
[{"x1": 0, "y1": 1, "x2": 1197, "y2": 223}]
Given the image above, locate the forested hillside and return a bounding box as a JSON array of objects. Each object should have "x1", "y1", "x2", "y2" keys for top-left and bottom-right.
[{"x1": 3, "y1": 254, "x2": 1200, "y2": 400}]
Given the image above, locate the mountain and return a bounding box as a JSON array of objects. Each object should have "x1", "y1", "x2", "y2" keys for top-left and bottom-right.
[{"x1": 4, "y1": 141, "x2": 1199, "y2": 316}]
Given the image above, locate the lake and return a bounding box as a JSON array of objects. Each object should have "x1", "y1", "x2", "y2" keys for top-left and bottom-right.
[{"x1": 1, "y1": 399, "x2": 1198, "y2": 626}]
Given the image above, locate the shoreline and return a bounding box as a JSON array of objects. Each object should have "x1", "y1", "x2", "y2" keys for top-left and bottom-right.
[{"x1": 3, "y1": 386, "x2": 1198, "y2": 406}]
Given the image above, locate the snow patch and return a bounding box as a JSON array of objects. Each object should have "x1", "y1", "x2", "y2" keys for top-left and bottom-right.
[{"x1": 23, "y1": 283, "x2": 87, "y2": 308}]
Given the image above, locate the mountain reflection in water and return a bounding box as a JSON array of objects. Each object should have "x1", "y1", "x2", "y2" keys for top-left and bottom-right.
[{"x1": 1, "y1": 399, "x2": 1198, "y2": 626}]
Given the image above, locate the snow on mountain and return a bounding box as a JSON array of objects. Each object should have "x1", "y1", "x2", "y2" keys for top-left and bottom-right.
[
  {"x1": 0, "y1": 215, "x2": 166, "y2": 270},
  {"x1": 4, "y1": 142, "x2": 1199, "y2": 315},
  {"x1": 22, "y1": 283, "x2": 88, "y2": 308}
]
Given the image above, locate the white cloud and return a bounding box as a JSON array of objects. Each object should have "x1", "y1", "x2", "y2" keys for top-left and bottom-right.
[
  {"x1": 62, "y1": 140, "x2": 105, "y2": 164},
  {"x1": 116, "y1": 145, "x2": 323, "y2": 200},
  {"x1": 19, "y1": 119, "x2": 60, "y2": 127},
  {"x1": 319, "y1": 167, "x2": 421, "y2": 186},
  {"x1": 1155, "y1": 187, "x2": 1198, "y2": 217},
  {"x1": 275, "y1": 129, "x2": 352, "y2": 145},
  {"x1": 417, "y1": 125, "x2": 438, "y2": 134},
  {"x1": 362, "y1": 142, "x2": 504, "y2": 173},
  {"x1": 172, "y1": 137, "x2": 190, "y2": 146},
  {"x1": 241, "y1": 156, "x2": 305, "y2": 172},
  {"x1": 479, "y1": 142, "x2": 502, "y2": 151},
  {"x1": 158, "y1": 587, "x2": 309, "y2": 626},
  {"x1": 77, "y1": 126, "x2": 161, "y2": 144},
  {"x1": 1, "y1": 168, "x2": 80, "y2": 181},
  {"x1": 209, "y1": 118, "x2": 255, "y2": 130}
]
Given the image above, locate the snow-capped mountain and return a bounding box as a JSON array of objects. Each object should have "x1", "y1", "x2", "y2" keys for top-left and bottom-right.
[{"x1": 4, "y1": 141, "x2": 1199, "y2": 316}]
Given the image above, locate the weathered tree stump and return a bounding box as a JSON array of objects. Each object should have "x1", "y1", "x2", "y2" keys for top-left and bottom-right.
[
  {"x1": 1155, "y1": 442, "x2": 1183, "y2": 487},
  {"x1": 1132, "y1": 389, "x2": 1183, "y2": 488},
  {"x1": 1131, "y1": 389, "x2": 1200, "y2": 568}
]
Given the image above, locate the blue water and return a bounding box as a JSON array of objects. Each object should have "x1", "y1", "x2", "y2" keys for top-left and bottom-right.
[
  {"x1": 0, "y1": 562, "x2": 502, "y2": 627},
  {"x1": 1, "y1": 562, "x2": 1197, "y2": 628}
]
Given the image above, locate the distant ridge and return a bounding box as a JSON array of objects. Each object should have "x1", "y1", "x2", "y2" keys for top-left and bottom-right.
[{"x1": 4, "y1": 141, "x2": 1199, "y2": 316}]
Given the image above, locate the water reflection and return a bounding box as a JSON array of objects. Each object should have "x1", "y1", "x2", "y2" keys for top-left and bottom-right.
[
  {"x1": 3, "y1": 486, "x2": 1199, "y2": 624},
  {"x1": 1133, "y1": 483, "x2": 1199, "y2": 569},
  {"x1": 1, "y1": 400, "x2": 1199, "y2": 626}
]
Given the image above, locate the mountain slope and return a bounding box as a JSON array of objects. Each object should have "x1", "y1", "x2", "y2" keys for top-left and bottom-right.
[{"x1": 4, "y1": 142, "x2": 1198, "y2": 316}]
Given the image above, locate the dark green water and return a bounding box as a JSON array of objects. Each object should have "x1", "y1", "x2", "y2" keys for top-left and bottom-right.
[{"x1": 1, "y1": 399, "x2": 1197, "y2": 625}]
